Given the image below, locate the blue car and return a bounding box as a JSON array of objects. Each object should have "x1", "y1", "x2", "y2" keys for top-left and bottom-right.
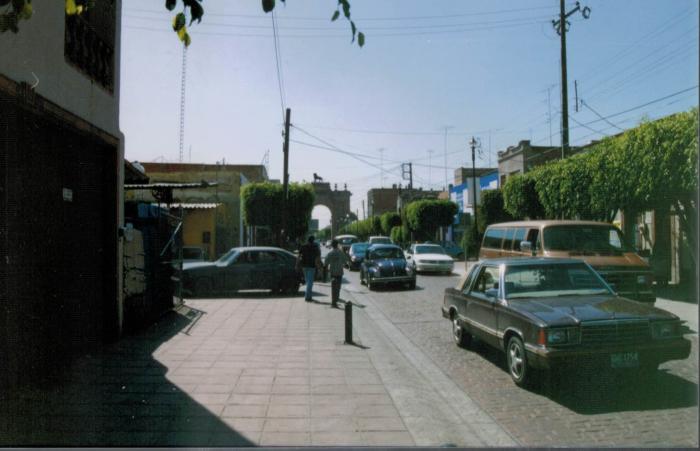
[{"x1": 360, "y1": 244, "x2": 416, "y2": 290}]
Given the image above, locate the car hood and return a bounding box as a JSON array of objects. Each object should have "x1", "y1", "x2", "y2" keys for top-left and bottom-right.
[
  {"x1": 509, "y1": 295, "x2": 678, "y2": 325},
  {"x1": 414, "y1": 253, "x2": 453, "y2": 262},
  {"x1": 372, "y1": 259, "x2": 407, "y2": 269},
  {"x1": 183, "y1": 261, "x2": 217, "y2": 271}
]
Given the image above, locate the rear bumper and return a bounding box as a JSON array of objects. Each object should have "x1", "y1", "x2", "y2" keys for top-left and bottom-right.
[{"x1": 525, "y1": 338, "x2": 691, "y2": 370}]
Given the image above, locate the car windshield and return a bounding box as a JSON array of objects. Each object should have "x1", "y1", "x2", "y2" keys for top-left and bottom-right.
[
  {"x1": 216, "y1": 248, "x2": 239, "y2": 265},
  {"x1": 415, "y1": 245, "x2": 446, "y2": 254},
  {"x1": 504, "y1": 263, "x2": 611, "y2": 299},
  {"x1": 543, "y1": 225, "x2": 632, "y2": 255},
  {"x1": 351, "y1": 243, "x2": 370, "y2": 253},
  {"x1": 370, "y1": 247, "x2": 404, "y2": 260}
]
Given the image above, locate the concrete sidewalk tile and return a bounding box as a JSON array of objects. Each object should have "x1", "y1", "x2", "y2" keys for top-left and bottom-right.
[
  {"x1": 355, "y1": 416, "x2": 406, "y2": 432},
  {"x1": 310, "y1": 394, "x2": 348, "y2": 405},
  {"x1": 221, "y1": 417, "x2": 266, "y2": 432},
  {"x1": 310, "y1": 376, "x2": 345, "y2": 385},
  {"x1": 310, "y1": 403, "x2": 357, "y2": 418},
  {"x1": 241, "y1": 367, "x2": 276, "y2": 377},
  {"x1": 228, "y1": 393, "x2": 270, "y2": 405},
  {"x1": 277, "y1": 361, "x2": 308, "y2": 369},
  {"x1": 267, "y1": 404, "x2": 310, "y2": 418},
  {"x1": 353, "y1": 393, "x2": 395, "y2": 405},
  {"x1": 310, "y1": 416, "x2": 358, "y2": 432},
  {"x1": 272, "y1": 384, "x2": 311, "y2": 394},
  {"x1": 348, "y1": 384, "x2": 388, "y2": 395},
  {"x1": 362, "y1": 431, "x2": 416, "y2": 446},
  {"x1": 310, "y1": 368, "x2": 344, "y2": 377},
  {"x1": 270, "y1": 394, "x2": 311, "y2": 405},
  {"x1": 263, "y1": 418, "x2": 310, "y2": 432},
  {"x1": 274, "y1": 376, "x2": 308, "y2": 385},
  {"x1": 194, "y1": 384, "x2": 234, "y2": 394},
  {"x1": 222, "y1": 404, "x2": 268, "y2": 418},
  {"x1": 275, "y1": 368, "x2": 309, "y2": 377},
  {"x1": 260, "y1": 431, "x2": 310, "y2": 446},
  {"x1": 238, "y1": 375, "x2": 274, "y2": 385},
  {"x1": 234, "y1": 384, "x2": 272, "y2": 394},
  {"x1": 311, "y1": 431, "x2": 366, "y2": 445},
  {"x1": 190, "y1": 392, "x2": 229, "y2": 405},
  {"x1": 352, "y1": 404, "x2": 401, "y2": 418}
]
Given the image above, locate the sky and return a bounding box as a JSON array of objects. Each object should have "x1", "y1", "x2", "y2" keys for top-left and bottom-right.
[{"x1": 120, "y1": 0, "x2": 699, "y2": 228}]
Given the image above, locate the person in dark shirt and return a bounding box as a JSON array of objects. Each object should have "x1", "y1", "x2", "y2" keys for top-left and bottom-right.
[{"x1": 298, "y1": 235, "x2": 322, "y2": 301}]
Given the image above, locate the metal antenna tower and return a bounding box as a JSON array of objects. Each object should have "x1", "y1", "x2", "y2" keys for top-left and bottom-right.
[{"x1": 178, "y1": 44, "x2": 187, "y2": 163}]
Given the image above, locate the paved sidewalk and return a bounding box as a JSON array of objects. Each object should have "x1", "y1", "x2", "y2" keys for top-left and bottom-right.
[{"x1": 0, "y1": 281, "x2": 513, "y2": 447}]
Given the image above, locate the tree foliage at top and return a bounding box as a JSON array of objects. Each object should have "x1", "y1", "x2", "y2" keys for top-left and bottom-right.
[
  {"x1": 405, "y1": 199, "x2": 458, "y2": 242},
  {"x1": 241, "y1": 181, "x2": 315, "y2": 243},
  {"x1": 379, "y1": 211, "x2": 401, "y2": 236},
  {"x1": 502, "y1": 173, "x2": 544, "y2": 220}
]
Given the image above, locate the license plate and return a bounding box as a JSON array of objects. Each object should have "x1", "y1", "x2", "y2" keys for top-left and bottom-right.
[{"x1": 610, "y1": 352, "x2": 639, "y2": 368}]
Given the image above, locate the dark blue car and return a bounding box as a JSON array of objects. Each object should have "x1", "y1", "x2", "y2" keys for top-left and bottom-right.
[{"x1": 360, "y1": 244, "x2": 416, "y2": 290}]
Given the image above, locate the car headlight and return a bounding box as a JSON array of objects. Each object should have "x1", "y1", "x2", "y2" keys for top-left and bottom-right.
[
  {"x1": 651, "y1": 321, "x2": 680, "y2": 339},
  {"x1": 545, "y1": 327, "x2": 580, "y2": 345},
  {"x1": 369, "y1": 267, "x2": 379, "y2": 273}
]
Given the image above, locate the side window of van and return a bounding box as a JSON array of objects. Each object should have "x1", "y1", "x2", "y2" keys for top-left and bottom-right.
[
  {"x1": 503, "y1": 228, "x2": 516, "y2": 251},
  {"x1": 483, "y1": 228, "x2": 505, "y2": 249},
  {"x1": 526, "y1": 229, "x2": 540, "y2": 250},
  {"x1": 513, "y1": 228, "x2": 526, "y2": 251}
]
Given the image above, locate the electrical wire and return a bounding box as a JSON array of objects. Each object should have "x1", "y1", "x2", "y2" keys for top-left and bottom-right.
[
  {"x1": 580, "y1": 100, "x2": 623, "y2": 132},
  {"x1": 271, "y1": 10, "x2": 286, "y2": 122}
]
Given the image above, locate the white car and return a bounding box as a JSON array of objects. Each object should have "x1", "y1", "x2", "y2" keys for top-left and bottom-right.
[{"x1": 405, "y1": 243, "x2": 454, "y2": 274}]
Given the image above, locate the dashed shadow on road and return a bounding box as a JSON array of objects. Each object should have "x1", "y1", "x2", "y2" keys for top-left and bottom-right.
[
  {"x1": 467, "y1": 338, "x2": 698, "y2": 415},
  {"x1": 0, "y1": 306, "x2": 255, "y2": 447}
]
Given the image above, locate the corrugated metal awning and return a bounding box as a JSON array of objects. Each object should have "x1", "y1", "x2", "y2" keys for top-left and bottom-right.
[
  {"x1": 125, "y1": 181, "x2": 218, "y2": 190},
  {"x1": 154, "y1": 203, "x2": 221, "y2": 210}
]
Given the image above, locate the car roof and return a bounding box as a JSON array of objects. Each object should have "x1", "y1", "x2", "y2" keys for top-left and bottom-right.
[
  {"x1": 478, "y1": 257, "x2": 589, "y2": 266},
  {"x1": 229, "y1": 246, "x2": 293, "y2": 254},
  {"x1": 485, "y1": 220, "x2": 617, "y2": 228},
  {"x1": 368, "y1": 244, "x2": 401, "y2": 250},
  {"x1": 334, "y1": 234, "x2": 357, "y2": 239}
]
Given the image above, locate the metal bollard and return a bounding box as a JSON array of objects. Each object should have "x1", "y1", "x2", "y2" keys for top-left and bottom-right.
[{"x1": 344, "y1": 300, "x2": 353, "y2": 344}]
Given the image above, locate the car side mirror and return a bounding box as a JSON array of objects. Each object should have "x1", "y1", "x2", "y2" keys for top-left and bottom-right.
[
  {"x1": 485, "y1": 288, "x2": 499, "y2": 299},
  {"x1": 520, "y1": 241, "x2": 533, "y2": 254}
]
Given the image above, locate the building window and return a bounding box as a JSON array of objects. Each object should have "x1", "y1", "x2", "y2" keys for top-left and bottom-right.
[{"x1": 64, "y1": 1, "x2": 116, "y2": 92}]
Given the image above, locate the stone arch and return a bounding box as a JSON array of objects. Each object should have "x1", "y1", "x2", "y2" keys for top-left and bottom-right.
[{"x1": 310, "y1": 182, "x2": 351, "y2": 237}]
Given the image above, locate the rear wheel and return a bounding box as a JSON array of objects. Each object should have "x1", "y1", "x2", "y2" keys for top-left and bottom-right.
[
  {"x1": 452, "y1": 316, "x2": 471, "y2": 348},
  {"x1": 506, "y1": 336, "x2": 532, "y2": 387}
]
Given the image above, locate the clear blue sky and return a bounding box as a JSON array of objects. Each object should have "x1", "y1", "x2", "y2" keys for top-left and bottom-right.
[{"x1": 120, "y1": 0, "x2": 699, "y2": 228}]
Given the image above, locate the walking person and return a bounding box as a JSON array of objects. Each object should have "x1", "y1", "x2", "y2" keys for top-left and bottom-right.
[
  {"x1": 298, "y1": 235, "x2": 322, "y2": 302},
  {"x1": 324, "y1": 239, "x2": 348, "y2": 308}
]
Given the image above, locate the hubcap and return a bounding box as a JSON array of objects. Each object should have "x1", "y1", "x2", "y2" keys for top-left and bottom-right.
[{"x1": 509, "y1": 342, "x2": 524, "y2": 379}]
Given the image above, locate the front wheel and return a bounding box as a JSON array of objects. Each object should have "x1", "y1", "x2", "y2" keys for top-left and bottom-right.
[
  {"x1": 452, "y1": 317, "x2": 471, "y2": 348},
  {"x1": 506, "y1": 336, "x2": 532, "y2": 387}
]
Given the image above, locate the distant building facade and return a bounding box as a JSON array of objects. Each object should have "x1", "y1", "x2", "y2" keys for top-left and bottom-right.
[
  {"x1": 497, "y1": 140, "x2": 586, "y2": 185},
  {"x1": 367, "y1": 186, "x2": 401, "y2": 217}
]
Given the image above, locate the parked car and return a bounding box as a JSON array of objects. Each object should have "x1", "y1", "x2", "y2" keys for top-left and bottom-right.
[
  {"x1": 440, "y1": 241, "x2": 465, "y2": 261},
  {"x1": 442, "y1": 258, "x2": 690, "y2": 388},
  {"x1": 182, "y1": 246, "x2": 302, "y2": 297},
  {"x1": 480, "y1": 220, "x2": 655, "y2": 303},
  {"x1": 347, "y1": 242, "x2": 370, "y2": 270},
  {"x1": 360, "y1": 244, "x2": 416, "y2": 290},
  {"x1": 335, "y1": 234, "x2": 358, "y2": 253},
  {"x1": 406, "y1": 243, "x2": 454, "y2": 274},
  {"x1": 369, "y1": 235, "x2": 392, "y2": 245}
]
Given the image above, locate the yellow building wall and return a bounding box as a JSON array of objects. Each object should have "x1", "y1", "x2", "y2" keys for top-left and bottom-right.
[{"x1": 183, "y1": 209, "x2": 217, "y2": 260}]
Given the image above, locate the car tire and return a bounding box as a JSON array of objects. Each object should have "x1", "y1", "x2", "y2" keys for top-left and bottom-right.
[
  {"x1": 452, "y1": 316, "x2": 471, "y2": 348},
  {"x1": 194, "y1": 278, "x2": 212, "y2": 297},
  {"x1": 506, "y1": 336, "x2": 532, "y2": 387}
]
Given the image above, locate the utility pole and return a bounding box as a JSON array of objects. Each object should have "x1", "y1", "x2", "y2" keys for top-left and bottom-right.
[
  {"x1": 361, "y1": 199, "x2": 365, "y2": 220},
  {"x1": 443, "y1": 126, "x2": 453, "y2": 190},
  {"x1": 553, "y1": 0, "x2": 591, "y2": 159},
  {"x1": 469, "y1": 136, "x2": 481, "y2": 259},
  {"x1": 281, "y1": 108, "x2": 291, "y2": 247}
]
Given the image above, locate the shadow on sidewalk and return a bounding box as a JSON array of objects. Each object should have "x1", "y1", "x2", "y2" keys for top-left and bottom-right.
[{"x1": 0, "y1": 306, "x2": 255, "y2": 447}]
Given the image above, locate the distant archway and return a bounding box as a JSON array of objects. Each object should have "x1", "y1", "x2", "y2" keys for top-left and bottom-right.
[{"x1": 310, "y1": 182, "x2": 351, "y2": 238}]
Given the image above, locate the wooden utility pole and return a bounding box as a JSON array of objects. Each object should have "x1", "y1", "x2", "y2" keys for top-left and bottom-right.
[
  {"x1": 281, "y1": 108, "x2": 291, "y2": 247},
  {"x1": 552, "y1": 1, "x2": 591, "y2": 159}
]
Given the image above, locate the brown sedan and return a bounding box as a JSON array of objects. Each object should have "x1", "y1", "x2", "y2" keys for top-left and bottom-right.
[{"x1": 442, "y1": 258, "x2": 690, "y2": 388}]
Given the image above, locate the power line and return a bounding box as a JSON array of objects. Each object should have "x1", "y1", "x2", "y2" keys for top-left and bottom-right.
[
  {"x1": 580, "y1": 100, "x2": 623, "y2": 131},
  {"x1": 271, "y1": 10, "x2": 286, "y2": 122}
]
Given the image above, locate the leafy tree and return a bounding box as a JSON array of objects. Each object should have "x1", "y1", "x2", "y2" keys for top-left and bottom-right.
[
  {"x1": 502, "y1": 173, "x2": 544, "y2": 220},
  {"x1": 241, "y1": 181, "x2": 315, "y2": 244},
  {"x1": 2, "y1": 0, "x2": 365, "y2": 48},
  {"x1": 380, "y1": 212, "x2": 401, "y2": 236},
  {"x1": 405, "y1": 199, "x2": 458, "y2": 242},
  {"x1": 478, "y1": 189, "x2": 513, "y2": 231},
  {"x1": 390, "y1": 225, "x2": 409, "y2": 247}
]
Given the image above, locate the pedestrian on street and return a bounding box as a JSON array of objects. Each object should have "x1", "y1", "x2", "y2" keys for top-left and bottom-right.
[
  {"x1": 298, "y1": 235, "x2": 322, "y2": 302},
  {"x1": 324, "y1": 239, "x2": 348, "y2": 308}
]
